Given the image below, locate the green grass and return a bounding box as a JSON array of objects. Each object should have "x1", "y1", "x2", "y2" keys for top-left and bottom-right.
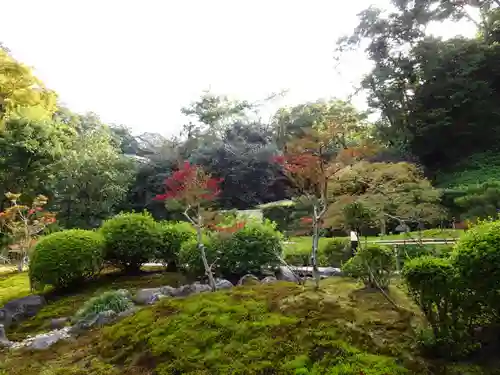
[
  {"x1": 0, "y1": 272, "x2": 31, "y2": 306},
  {"x1": 1, "y1": 269, "x2": 188, "y2": 341}
]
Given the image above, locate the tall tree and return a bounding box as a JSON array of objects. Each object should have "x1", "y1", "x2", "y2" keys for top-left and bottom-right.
[{"x1": 0, "y1": 50, "x2": 57, "y2": 127}]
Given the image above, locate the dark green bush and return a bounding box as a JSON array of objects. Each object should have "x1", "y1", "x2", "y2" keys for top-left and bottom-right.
[
  {"x1": 453, "y1": 219, "x2": 500, "y2": 314},
  {"x1": 100, "y1": 212, "x2": 162, "y2": 273},
  {"x1": 402, "y1": 256, "x2": 474, "y2": 357},
  {"x1": 29, "y1": 230, "x2": 104, "y2": 290},
  {"x1": 322, "y1": 238, "x2": 350, "y2": 267},
  {"x1": 178, "y1": 234, "x2": 217, "y2": 278},
  {"x1": 261, "y1": 203, "x2": 295, "y2": 233},
  {"x1": 179, "y1": 220, "x2": 282, "y2": 279},
  {"x1": 342, "y1": 245, "x2": 394, "y2": 289},
  {"x1": 283, "y1": 245, "x2": 311, "y2": 266},
  {"x1": 156, "y1": 221, "x2": 195, "y2": 269},
  {"x1": 218, "y1": 219, "x2": 282, "y2": 277}
]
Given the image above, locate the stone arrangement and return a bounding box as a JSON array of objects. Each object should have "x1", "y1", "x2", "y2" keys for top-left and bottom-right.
[{"x1": 0, "y1": 266, "x2": 324, "y2": 351}]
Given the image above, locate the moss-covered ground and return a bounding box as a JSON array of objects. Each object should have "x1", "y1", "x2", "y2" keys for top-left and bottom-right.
[{"x1": 1, "y1": 274, "x2": 499, "y2": 374}]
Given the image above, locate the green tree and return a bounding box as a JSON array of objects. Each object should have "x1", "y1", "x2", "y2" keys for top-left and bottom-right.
[
  {"x1": 326, "y1": 162, "x2": 445, "y2": 233},
  {"x1": 0, "y1": 49, "x2": 57, "y2": 126},
  {"x1": 53, "y1": 126, "x2": 135, "y2": 228}
]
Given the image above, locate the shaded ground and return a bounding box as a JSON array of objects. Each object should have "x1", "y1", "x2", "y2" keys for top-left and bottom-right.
[{"x1": 1, "y1": 275, "x2": 498, "y2": 374}]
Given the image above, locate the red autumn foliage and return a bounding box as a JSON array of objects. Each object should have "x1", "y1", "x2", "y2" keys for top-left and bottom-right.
[
  {"x1": 213, "y1": 221, "x2": 246, "y2": 233},
  {"x1": 155, "y1": 161, "x2": 223, "y2": 205}
]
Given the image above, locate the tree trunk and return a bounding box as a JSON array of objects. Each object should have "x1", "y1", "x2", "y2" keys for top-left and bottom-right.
[
  {"x1": 311, "y1": 205, "x2": 321, "y2": 290},
  {"x1": 196, "y1": 216, "x2": 216, "y2": 291}
]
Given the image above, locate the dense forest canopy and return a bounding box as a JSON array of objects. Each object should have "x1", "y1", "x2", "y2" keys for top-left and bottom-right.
[{"x1": 1, "y1": 0, "x2": 499, "y2": 235}]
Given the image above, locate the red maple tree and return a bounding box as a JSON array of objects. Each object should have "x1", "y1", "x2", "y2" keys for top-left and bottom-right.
[{"x1": 155, "y1": 161, "x2": 223, "y2": 290}]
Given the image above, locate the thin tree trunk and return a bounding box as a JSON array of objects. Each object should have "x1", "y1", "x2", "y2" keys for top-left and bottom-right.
[
  {"x1": 196, "y1": 212, "x2": 216, "y2": 291},
  {"x1": 311, "y1": 205, "x2": 321, "y2": 290}
]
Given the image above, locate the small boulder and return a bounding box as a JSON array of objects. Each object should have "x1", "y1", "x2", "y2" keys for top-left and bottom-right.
[
  {"x1": 261, "y1": 276, "x2": 278, "y2": 284},
  {"x1": 172, "y1": 283, "x2": 212, "y2": 297},
  {"x1": 237, "y1": 274, "x2": 260, "y2": 286},
  {"x1": 117, "y1": 307, "x2": 139, "y2": 319},
  {"x1": 0, "y1": 324, "x2": 11, "y2": 348},
  {"x1": 276, "y1": 266, "x2": 301, "y2": 282},
  {"x1": 1, "y1": 295, "x2": 46, "y2": 328},
  {"x1": 50, "y1": 317, "x2": 69, "y2": 329},
  {"x1": 133, "y1": 288, "x2": 163, "y2": 305},
  {"x1": 94, "y1": 310, "x2": 117, "y2": 327},
  {"x1": 25, "y1": 327, "x2": 72, "y2": 350},
  {"x1": 159, "y1": 285, "x2": 176, "y2": 296},
  {"x1": 215, "y1": 279, "x2": 233, "y2": 290}
]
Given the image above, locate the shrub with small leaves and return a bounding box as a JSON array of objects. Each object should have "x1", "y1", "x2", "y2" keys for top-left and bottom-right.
[
  {"x1": 342, "y1": 245, "x2": 395, "y2": 289},
  {"x1": 29, "y1": 229, "x2": 104, "y2": 290},
  {"x1": 156, "y1": 221, "x2": 196, "y2": 269},
  {"x1": 73, "y1": 289, "x2": 133, "y2": 322},
  {"x1": 178, "y1": 234, "x2": 218, "y2": 278},
  {"x1": 322, "y1": 238, "x2": 349, "y2": 267},
  {"x1": 100, "y1": 212, "x2": 162, "y2": 273}
]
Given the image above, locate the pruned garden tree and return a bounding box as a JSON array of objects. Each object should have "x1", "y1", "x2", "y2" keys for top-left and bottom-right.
[
  {"x1": 0, "y1": 192, "x2": 56, "y2": 273},
  {"x1": 155, "y1": 161, "x2": 223, "y2": 291},
  {"x1": 274, "y1": 123, "x2": 373, "y2": 289},
  {"x1": 325, "y1": 162, "x2": 446, "y2": 235}
]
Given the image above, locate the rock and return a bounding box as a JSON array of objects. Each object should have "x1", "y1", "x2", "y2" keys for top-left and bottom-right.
[
  {"x1": 0, "y1": 324, "x2": 11, "y2": 348},
  {"x1": 215, "y1": 279, "x2": 233, "y2": 290},
  {"x1": 261, "y1": 276, "x2": 278, "y2": 284},
  {"x1": 94, "y1": 310, "x2": 117, "y2": 327},
  {"x1": 159, "y1": 285, "x2": 176, "y2": 296},
  {"x1": 18, "y1": 327, "x2": 72, "y2": 350},
  {"x1": 320, "y1": 267, "x2": 343, "y2": 277},
  {"x1": 276, "y1": 266, "x2": 301, "y2": 282},
  {"x1": 0, "y1": 295, "x2": 46, "y2": 329},
  {"x1": 237, "y1": 274, "x2": 260, "y2": 286},
  {"x1": 133, "y1": 288, "x2": 163, "y2": 305},
  {"x1": 171, "y1": 283, "x2": 212, "y2": 297},
  {"x1": 117, "y1": 307, "x2": 139, "y2": 319},
  {"x1": 50, "y1": 317, "x2": 69, "y2": 329}
]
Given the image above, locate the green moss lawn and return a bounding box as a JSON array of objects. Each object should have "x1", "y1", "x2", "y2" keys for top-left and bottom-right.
[{"x1": 1, "y1": 273, "x2": 498, "y2": 374}]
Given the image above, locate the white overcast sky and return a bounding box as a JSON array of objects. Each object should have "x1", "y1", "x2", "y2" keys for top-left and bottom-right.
[{"x1": 0, "y1": 0, "x2": 477, "y2": 136}]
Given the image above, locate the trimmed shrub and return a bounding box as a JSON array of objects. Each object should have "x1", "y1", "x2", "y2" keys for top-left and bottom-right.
[
  {"x1": 322, "y1": 238, "x2": 350, "y2": 267},
  {"x1": 283, "y1": 245, "x2": 311, "y2": 266},
  {"x1": 218, "y1": 219, "x2": 283, "y2": 277},
  {"x1": 179, "y1": 220, "x2": 282, "y2": 279},
  {"x1": 178, "y1": 234, "x2": 217, "y2": 278},
  {"x1": 100, "y1": 212, "x2": 161, "y2": 272},
  {"x1": 73, "y1": 289, "x2": 133, "y2": 322},
  {"x1": 156, "y1": 221, "x2": 196, "y2": 270},
  {"x1": 261, "y1": 203, "x2": 295, "y2": 233},
  {"x1": 342, "y1": 245, "x2": 395, "y2": 289},
  {"x1": 29, "y1": 229, "x2": 104, "y2": 290},
  {"x1": 453, "y1": 219, "x2": 500, "y2": 313},
  {"x1": 402, "y1": 256, "x2": 472, "y2": 357}
]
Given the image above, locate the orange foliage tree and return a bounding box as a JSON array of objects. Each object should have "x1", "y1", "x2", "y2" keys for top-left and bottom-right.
[
  {"x1": 274, "y1": 125, "x2": 373, "y2": 288},
  {"x1": 0, "y1": 192, "x2": 56, "y2": 272},
  {"x1": 155, "y1": 161, "x2": 223, "y2": 291}
]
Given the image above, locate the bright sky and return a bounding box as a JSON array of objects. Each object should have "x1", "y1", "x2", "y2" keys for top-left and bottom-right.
[{"x1": 0, "y1": 0, "x2": 477, "y2": 136}]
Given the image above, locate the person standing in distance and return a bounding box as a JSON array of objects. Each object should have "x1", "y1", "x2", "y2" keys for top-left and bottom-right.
[{"x1": 350, "y1": 229, "x2": 359, "y2": 256}]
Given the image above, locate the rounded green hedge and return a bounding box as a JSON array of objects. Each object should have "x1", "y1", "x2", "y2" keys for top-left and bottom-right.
[
  {"x1": 100, "y1": 212, "x2": 161, "y2": 272},
  {"x1": 29, "y1": 229, "x2": 104, "y2": 290},
  {"x1": 179, "y1": 220, "x2": 282, "y2": 279},
  {"x1": 156, "y1": 221, "x2": 196, "y2": 269},
  {"x1": 342, "y1": 245, "x2": 394, "y2": 289}
]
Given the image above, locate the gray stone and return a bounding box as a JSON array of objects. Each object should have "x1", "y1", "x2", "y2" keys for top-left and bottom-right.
[
  {"x1": 133, "y1": 288, "x2": 163, "y2": 305},
  {"x1": 159, "y1": 285, "x2": 177, "y2": 296},
  {"x1": 20, "y1": 327, "x2": 72, "y2": 350},
  {"x1": 261, "y1": 276, "x2": 278, "y2": 284},
  {"x1": 94, "y1": 310, "x2": 117, "y2": 327},
  {"x1": 171, "y1": 283, "x2": 212, "y2": 297},
  {"x1": 0, "y1": 295, "x2": 46, "y2": 328},
  {"x1": 215, "y1": 279, "x2": 233, "y2": 290},
  {"x1": 117, "y1": 307, "x2": 139, "y2": 319},
  {"x1": 50, "y1": 317, "x2": 69, "y2": 329},
  {"x1": 319, "y1": 267, "x2": 343, "y2": 277},
  {"x1": 237, "y1": 274, "x2": 260, "y2": 286},
  {"x1": 276, "y1": 266, "x2": 301, "y2": 282},
  {"x1": 0, "y1": 324, "x2": 12, "y2": 348}
]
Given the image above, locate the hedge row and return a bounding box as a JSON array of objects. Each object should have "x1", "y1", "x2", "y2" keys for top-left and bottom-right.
[{"x1": 29, "y1": 213, "x2": 283, "y2": 290}]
